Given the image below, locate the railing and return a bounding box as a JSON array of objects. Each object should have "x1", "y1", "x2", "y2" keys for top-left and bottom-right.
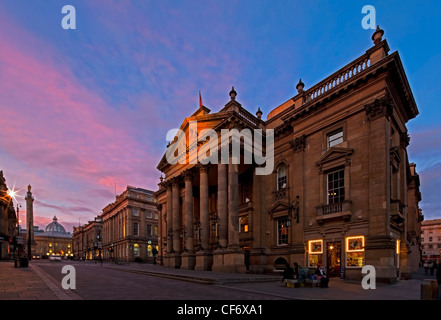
[
  {"x1": 274, "y1": 188, "x2": 287, "y2": 201},
  {"x1": 304, "y1": 54, "x2": 371, "y2": 104},
  {"x1": 316, "y1": 201, "x2": 352, "y2": 218}
]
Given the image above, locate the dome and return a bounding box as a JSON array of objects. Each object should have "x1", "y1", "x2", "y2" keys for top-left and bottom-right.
[{"x1": 45, "y1": 216, "x2": 67, "y2": 234}]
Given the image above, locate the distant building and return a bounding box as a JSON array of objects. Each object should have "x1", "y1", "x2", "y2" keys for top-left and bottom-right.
[
  {"x1": 20, "y1": 216, "x2": 73, "y2": 259},
  {"x1": 73, "y1": 186, "x2": 159, "y2": 262},
  {"x1": 421, "y1": 219, "x2": 441, "y2": 262}
]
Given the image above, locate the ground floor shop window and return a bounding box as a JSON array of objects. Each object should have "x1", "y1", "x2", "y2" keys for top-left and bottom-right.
[
  {"x1": 346, "y1": 236, "x2": 364, "y2": 267},
  {"x1": 133, "y1": 243, "x2": 140, "y2": 256},
  {"x1": 308, "y1": 239, "x2": 323, "y2": 267}
]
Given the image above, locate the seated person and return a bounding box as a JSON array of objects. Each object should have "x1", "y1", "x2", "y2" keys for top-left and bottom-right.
[
  {"x1": 315, "y1": 265, "x2": 329, "y2": 288},
  {"x1": 281, "y1": 263, "x2": 295, "y2": 283}
]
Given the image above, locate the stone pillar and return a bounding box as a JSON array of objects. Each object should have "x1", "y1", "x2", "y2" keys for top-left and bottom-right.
[
  {"x1": 195, "y1": 165, "x2": 212, "y2": 271},
  {"x1": 171, "y1": 179, "x2": 181, "y2": 268},
  {"x1": 217, "y1": 164, "x2": 228, "y2": 248},
  {"x1": 199, "y1": 166, "x2": 209, "y2": 250},
  {"x1": 181, "y1": 170, "x2": 196, "y2": 269},
  {"x1": 25, "y1": 185, "x2": 35, "y2": 260},
  {"x1": 166, "y1": 185, "x2": 173, "y2": 253},
  {"x1": 213, "y1": 159, "x2": 246, "y2": 273},
  {"x1": 228, "y1": 161, "x2": 239, "y2": 248},
  {"x1": 164, "y1": 184, "x2": 173, "y2": 267}
]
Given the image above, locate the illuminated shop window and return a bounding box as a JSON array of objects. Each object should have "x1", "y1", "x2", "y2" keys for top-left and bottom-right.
[
  {"x1": 346, "y1": 236, "x2": 365, "y2": 267},
  {"x1": 134, "y1": 243, "x2": 139, "y2": 256},
  {"x1": 308, "y1": 240, "x2": 323, "y2": 267}
]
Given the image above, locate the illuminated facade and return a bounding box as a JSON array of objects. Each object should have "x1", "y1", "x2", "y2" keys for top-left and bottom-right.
[
  {"x1": 20, "y1": 216, "x2": 73, "y2": 259},
  {"x1": 73, "y1": 186, "x2": 159, "y2": 262},
  {"x1": 155, "y1": 27, "x2": 422, "y2": 283},
  {"x1": 0, "y1": 171, "x2": 17, "y2": 260},
  {"x1": 421, "y1": 219, "x2": 441, "y2": 262}
]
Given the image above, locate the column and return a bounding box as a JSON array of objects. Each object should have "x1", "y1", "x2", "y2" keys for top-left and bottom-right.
[
  {"x1": 228, "y1": 161, "x2": 239, "y2": 248},
  {"x1": 184, "y1": 172, "x2": 194, "y2": 251},
  {"x1": 166, "y1": 184, "x2": 173, "y2": 254},
  {"x1": 199, "y1": 166, "x2": 209, "y2": 251},
  {"x1": 217, "y1": 163, "x2": 228, "y2": 248},
  {"x1": 181, "y1": 170, "x2": 196, "y2": 270},
  {"x1": 172, "y1": 179, "x2": 181, "y2": 254},
  {"x1": 195, "y1": 165, "x2": 213, "y2": 271}
]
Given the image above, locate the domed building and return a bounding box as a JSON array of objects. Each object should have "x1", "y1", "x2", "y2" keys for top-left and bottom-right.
[{"x1": 20, "y1": 216, "x2": 73, "y2": 259}]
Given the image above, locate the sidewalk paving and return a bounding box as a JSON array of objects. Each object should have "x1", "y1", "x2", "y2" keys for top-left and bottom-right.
[{"x1": 0, "y1": 260, "x2": 437, "y2": 300}]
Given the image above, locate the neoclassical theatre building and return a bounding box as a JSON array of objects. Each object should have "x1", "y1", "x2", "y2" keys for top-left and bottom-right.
[{"x1": 154, "y1": 27, "x2": 422, "y2": 283}]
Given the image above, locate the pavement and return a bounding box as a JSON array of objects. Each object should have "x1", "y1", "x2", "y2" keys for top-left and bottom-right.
[{"x1": 0, "y1": 260, "x2": 438, "y2": 300}]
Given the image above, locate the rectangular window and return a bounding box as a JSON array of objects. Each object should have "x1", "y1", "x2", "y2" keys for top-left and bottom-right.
[
  {"x1": 277, "y1": 218, "x2": 289, "y2": 245},
  {"x1": 327, "y1": 169, "x2": 345, "y2": 204},
  {"x1": 154, "y1": 225, "x2": 158, "y2": 236},
  {"x1": 327, "y1": 128, "x2": 343, "y2": 148},
  {"x1": 147, "y1": 224, "x2": 152, "y2": 236},
  {"x1": 133, "y1": 223, "x2": 139, "y2": 236},
  {"x1": 346, "y1": 236, "x2": 365, "y2": 268},
  {"x1": 154, "y1": 212, "x2": 158, "y2": 220},
  {"x1": 308, "y1": 240, "x2": 323, "y2": 267},
  {"x1": 146, "y1": 211, "x2": 152, "y2": 219},
  {"x1": 132, "y1": 208, "x2": 139, "y2": 217}
]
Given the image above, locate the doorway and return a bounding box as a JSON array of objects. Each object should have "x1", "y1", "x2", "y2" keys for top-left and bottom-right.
[{"x1": 326, "y1": 241, "x2": 341, "y2": 277}]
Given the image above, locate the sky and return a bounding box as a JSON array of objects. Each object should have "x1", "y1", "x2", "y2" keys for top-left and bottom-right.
[{"x1": 0, "y1": 0, "x2": 440, "y2": 232}]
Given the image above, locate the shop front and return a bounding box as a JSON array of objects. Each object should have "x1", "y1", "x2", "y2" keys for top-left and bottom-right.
[{"x1": 307, "y1": 235, "x2": 366, "y2": 280}]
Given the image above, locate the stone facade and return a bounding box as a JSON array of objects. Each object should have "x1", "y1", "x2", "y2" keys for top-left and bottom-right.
[
  {"x1": 421, "y1": 219, "x2": 441, "y2": 262},
  {"x1": 74, "y1": 186, "x2": 159, "y2": 262},
  {"x1": 154, "y1": 27, "x2": 422, "y2": 283},
  {"x1": 0, "y1": 171, "x2": 17, "y2": 260}
]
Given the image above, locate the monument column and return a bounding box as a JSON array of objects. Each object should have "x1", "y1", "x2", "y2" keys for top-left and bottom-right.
[{"x1": 25, "y1": 185, "x2": 35, "y2": 260}]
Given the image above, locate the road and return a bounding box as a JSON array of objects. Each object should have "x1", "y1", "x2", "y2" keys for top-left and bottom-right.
[{"x1": 33, "y1": 260, "x2": 286, "y2": 300}]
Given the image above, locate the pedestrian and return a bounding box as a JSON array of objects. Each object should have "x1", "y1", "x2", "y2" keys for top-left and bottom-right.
[
  {"x1": 437, "y1": 261, "x2": 441, "y2": 300},
  {"x1": 281, "y1": 263, "x2": 294, "y2": 285}
]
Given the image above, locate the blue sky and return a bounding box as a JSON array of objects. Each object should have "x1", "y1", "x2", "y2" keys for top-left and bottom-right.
[{"x1": 0, "y1": 0, "x2": 440, "y2": 230}]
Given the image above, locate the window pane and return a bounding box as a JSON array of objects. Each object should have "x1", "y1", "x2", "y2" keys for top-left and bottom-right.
[
  {"x1": 277, "y1": 164, "x2": 287, "y2": 190},
  {"x1": 277, "y1": 218, "x2": 288, "y2": 245},
  {"x1": 328, "y1": 169, "x2": 345, "y2": 204},
  {"x1": 328, "y1": 129, "x2": 343, "y2": 148}
]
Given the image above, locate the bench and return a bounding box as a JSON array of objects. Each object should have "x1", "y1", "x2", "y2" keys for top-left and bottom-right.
[{"x1": 304, "y1": 278, "x2": 320, "y2": 288}]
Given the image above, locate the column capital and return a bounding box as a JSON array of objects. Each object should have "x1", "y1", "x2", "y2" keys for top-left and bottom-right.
[
  {"x1": 197, "y1": 163, "x2": 210, "y2": 174},
  {"x1": 184, "y1": 168, "x2": 196, "y2": 181}
]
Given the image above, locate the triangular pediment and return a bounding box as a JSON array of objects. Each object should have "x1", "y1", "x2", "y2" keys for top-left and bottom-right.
[
  {"x1": 268, "y1": 200, "x2": 290, "y2": 214},
  {"x1": 316, "y1": 147, "x2": 353, "y2": 166}
]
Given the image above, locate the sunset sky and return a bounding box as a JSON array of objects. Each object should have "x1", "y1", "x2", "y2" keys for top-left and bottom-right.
[{"x1": 1, "y1": 0, "x2": 440, "y2": 232}]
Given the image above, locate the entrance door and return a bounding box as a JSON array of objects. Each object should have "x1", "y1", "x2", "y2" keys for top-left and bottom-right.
[{"x1": 326, "y1": 241, "x2": 341, "y2": 277}]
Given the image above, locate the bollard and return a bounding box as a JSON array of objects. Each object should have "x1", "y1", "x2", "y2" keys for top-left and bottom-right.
[{"x1": 421, "y1": 279, "x2": 438, "y2": 300}]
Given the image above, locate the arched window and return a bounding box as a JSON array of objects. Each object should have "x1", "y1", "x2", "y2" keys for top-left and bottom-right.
[{"x1": 277, "y1": 164, "x2": 287, "y2": 190}]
